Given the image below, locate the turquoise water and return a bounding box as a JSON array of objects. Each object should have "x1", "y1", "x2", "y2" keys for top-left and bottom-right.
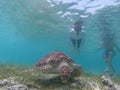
[{"x1": 0, "y1": 0, "x2": 120, "y2": 74}]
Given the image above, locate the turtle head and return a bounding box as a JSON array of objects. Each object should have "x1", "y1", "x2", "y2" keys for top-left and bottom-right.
[{"x1": 59, "y1": 62, "x2": 71, "y2": 83}]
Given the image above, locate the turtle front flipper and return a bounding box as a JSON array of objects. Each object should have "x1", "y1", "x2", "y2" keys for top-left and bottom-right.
[{"x1": 36, "y1": 65, "x2": 53, "y2": 72}]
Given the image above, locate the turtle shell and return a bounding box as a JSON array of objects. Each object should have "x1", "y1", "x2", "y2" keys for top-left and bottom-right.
[{"x1": 35, "y1": 52, "x2": 74, "y2": 67}]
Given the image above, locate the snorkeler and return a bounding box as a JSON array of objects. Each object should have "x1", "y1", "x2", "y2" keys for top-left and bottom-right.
[
  {"x1": 98, "y1": 27, "x2": 120, "y2": 75},
  {"x1": 68, "y1": 20, "x2": 85, "y2": 54}
]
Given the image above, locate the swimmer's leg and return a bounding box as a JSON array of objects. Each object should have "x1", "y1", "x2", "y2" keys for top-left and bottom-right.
[
  {"x1": 104, "y1": 51, "x2": 115, "y2": 76},
  {"x1": 71, "y1": 39, "x2": 76, "y2": 53},
  {"x1": 77, "y1": 39, "x2": 82, "y2": 53}
]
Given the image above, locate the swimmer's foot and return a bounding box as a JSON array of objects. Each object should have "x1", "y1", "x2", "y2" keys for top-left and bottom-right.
[
  {"x1": 71, "y1": 49, "x2": 75, "y2": 54},
  {"x1": 104, "y1": 68, "x2": 110, "y2": 75},
  {"x1": 77, "y1": 49, "x2": 80, "y2": 54},
  {"x1": 104, "y1": 69, "x2": 115, "y2": 77}
]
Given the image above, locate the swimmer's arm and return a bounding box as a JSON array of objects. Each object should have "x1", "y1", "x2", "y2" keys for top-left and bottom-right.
[
  {"x1": 68, "y1": 33, "x2": 73, "y2": 50},
  {"x1": 80, "y1": 33, "x2": 86, "y2": 48},
  {"x1": 115, "y1": 44, "x2": 120, "y2": 52},
  {"x1": 98, "y1": 41, "x2": 104, "y2": 49}
]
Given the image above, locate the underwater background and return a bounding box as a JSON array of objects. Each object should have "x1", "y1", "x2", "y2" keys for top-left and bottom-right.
[{"x1": 0, "y1": 0, "x2": 120, "y2": 75}]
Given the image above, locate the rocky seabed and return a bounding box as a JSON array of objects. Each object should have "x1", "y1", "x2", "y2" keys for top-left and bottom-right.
[{"x1": 0, "y1": 75, "x2": 120, "y2": 90}]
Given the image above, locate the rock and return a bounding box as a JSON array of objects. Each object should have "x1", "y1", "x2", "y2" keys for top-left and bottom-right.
[
  {"x1": 101, "y1": 75, "x2": 114, "y2": 87},
  {"x1": 101, "y1": 75, "x2": 120, "y2": 90},
  {"x1": 7, "y1": 84, "x2": 28, "y2": 90},
  {"x1": 0, "y1": 79, "x2": 8, "y2": 86},
  {"x1": 0, "y1": 77, "x2": 18, "y2": 87},
  {"x1": 85, "y1": 80, "x2": 100, "y2": 90}
]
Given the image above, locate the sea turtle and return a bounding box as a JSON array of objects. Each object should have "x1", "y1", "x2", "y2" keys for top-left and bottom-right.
[{"x1": 35, "y1": 51, "x2": 82, "y2": 83}]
